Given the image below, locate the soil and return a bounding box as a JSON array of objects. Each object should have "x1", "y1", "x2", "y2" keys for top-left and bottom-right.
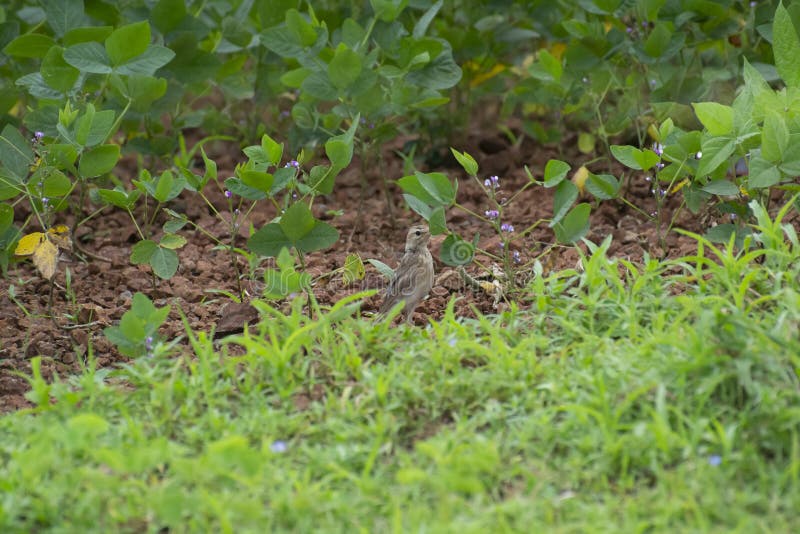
[{"x1": 1, "y1": 122, "x2": 796, "y2": 413}]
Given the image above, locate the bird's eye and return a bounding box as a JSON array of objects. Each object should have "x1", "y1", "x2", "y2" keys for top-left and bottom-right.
[{"x1": 415, "y1": 230, "x2": 421, "y2": 236}]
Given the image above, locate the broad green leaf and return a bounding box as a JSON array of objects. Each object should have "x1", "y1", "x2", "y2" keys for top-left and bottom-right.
[
  {"x1": 279, "y1": 202, "x2": 315, "y2": 242},
  {"x1": 701, "y1": 179, "x2": 739, "y2": 196},
  {"x1": 550, "y1": 180, "x2": 578, "y2": 227},
  {"x1": 643, "y1": 23, "x2": 671, "y2": 57},
  {"x1": 261, "y1": 134, "x2": 283, "y2": 166},
  {"x1": 440, "y1": 233, "x2": 475, "y2": 266},
  {"x1": 78, "y1": 144, "x2": 120, "y2": 177},
  {"x1": 696, "y1": 136, "x2": 735, "y2": 176},
  {"x1": 554, "y1": 203, "x2": 591, "y2": 244},
  {"x1": 151, "y1": 0, "x2": 187, "y2": 34},
  {"x1": 240, "y1": 170, "x2": 274, "y2": 193},
  {"x1": 307, "y1": 165, "x2": 335, "y2": 195},
  {"x1": 428, "y1": 206, "x2": 447, "y2": 235},
  {"x1": 761, "y1": 112, "x2": 789, "y2": 162},
  {"x1": 224, "y1": 177, "x2": 266, "y2": 200},
  {"x1": 106, "y1": 21, "x2": 150, "y2": 66},
  {"x1": 248, "y1": 223, "x2": 290, "y2": 257},
  {"x1": 328, "y1": 43, "x2": 362, "y2": 89},
  {"x1": 611, "y1": 145, "x2": 645, "y2": 170},
  {"x1": 543, "y1": 159, "x2": 570, "y2": 187},
  {"x1": 295, "y1": 221, "x2": 339, "y2": 253},
  {"x1": 398, "y1": 171, "x2": 455, "y2": 206},
  {"x1": 342, "y1": 253, "x2": 365, "y2": 285},
  {"x1": 130, "y1": 239, "x2": 157, "y2": 264},
  {"x1": 285, "y1": 8, "x2": 317, "y2": 46},
  {"x1": 41, "y1": 46, "x2": 80, "y2": 93},
  {"x1": 450, "y1": 148, "x2": 478, "y2": 176},
  {"x1": 586, "y1": 173, "x2": 619, "y2": 200},
  {"x1": 0, "y1": 204, "x2": 13, "y2": 233},
  {"x1": 42, "y1": 0, "x2": 85, "y2": 37},
  {"x1": 748, "y1": 156, "x2": 782, "y2": 188},
  {"x1": 405, "y1": 42, "x2": 462, "y2": 90},
  {"x1": 154, "y1": 170, "x2": 174, "y2": 203},
  {"x1": 63, "y1": 42, "x2": 112, "y2": 74},
  {"x1": 0, "y1": 125, "x2": 34, "y2": 179},
  {"x1": 115, "y1": 46, "x2": 175, "y2": 76},
  {"x1": 159, "y1": 233, "x2": 186, "y2": 249},
  {"x1": 325, "y1": 117, "x2": 359, "y2": 171},
  {"x1": 150, "y1": 247, "x2": 179, "y2": 279},
  {"x1": 692, "y1": 102, "x2": 734, "y2": 136},
  {"x1": 367, "y1": 258, "x2": 394, "y2": 279},
  {"x1": 3, "y1": 34, "x2": 56, "y2": 58},
  {"x1": 634, "y1": 149, "x2": 661, "y2": 171},
  {"x1": 64, "y1": 26, "x2": 114, "y2": 46},
  {"x1": 42, "y1": 170, "x2": 72, "y2": 197},
  {"x1": 403, "y1": 194, "x2": 432, "y2": 219},
  {"x1": 773, "y1": 1, "x2": 800, "y2": 88}
]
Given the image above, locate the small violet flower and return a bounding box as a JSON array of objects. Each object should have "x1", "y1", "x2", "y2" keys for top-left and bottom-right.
[
  {"x1": 485, "y1": 209, "x2": 499, "y2": 220},
  {"x1": 271, "y1": 440, "x2": 288, "y2": 453},
  {"x1": 32, "y1": 131, "x2": 44, "y2": 143},
  {"x1": 500, "y1": 223, "x2": 514, "y2": 233},
  {"x1": 41, "y1": 197, "x2": 49, "y2": 207},
  {"x1": 483, "y1": 175, "x2": 500, "y2": 189},
  {"x1": 695, "y1": 151, "x2": 703, "y2": 160},
  {"x1": 708, "y1": 454, "x2": 722, "y2": 467},
  {"x1": 512, "y1": 251, "x2": 521, "y2": 264},
  {"x1": 652, "y1": 142, "x2": 664, "y2": 156},
  {"x1": 224, "y1": 190, "x2": 232, "y2": 198},
  {"x1": 285, "y1": 160, "x2": 300, "y2": 168}
]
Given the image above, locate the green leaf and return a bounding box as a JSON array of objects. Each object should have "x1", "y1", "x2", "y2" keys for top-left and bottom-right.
[
  {"x1": 307, "y1": 165, "x2": 335, "y2": 195},
  {"x1": 643, "y1": 23, "x2": 671, "y2": 57},
  {"x1": 450, "y1": 148, "x2": 478, "y2": 176},
  {"x1": 325, "y1": 117, "x2": 359, "y2": 171},
  {"x1": 611, "y1": 145, "x2": 643, "y2": 170},
  {"x1": 543, "y1": 159, "x2": 570, "y2": 187},
  {"x1": 692, "y1": 102, "x2": 734, "y2": 136},
  {"x1": 397, "y1": 171, "x2": 455, "y2": 207},
  {"x1": 78, "y1": 144, "x2": 120, "y2": 177},
  {"x1": 440, "y1": 233, "x2": 475, "y2": 266},
  {"x1": 42, "y1": 170, "x2": 72, "y2": 197},
  {"x1": 428, "y1": 206, "x2": 447, "y2": 235},
  {"x1": 748, "y1": 156, "x2": 782, "y2": 188},
  {"x1": 586, "y1": 173, "x2": 619, "y2": 200},
  {"x1": 285, "y1": 8, "x2": 317, "y2": 46},
  {"x1": 701, "y1": 179, "x2": 739, "y2": 196},
  {"x1": 634, "y1": 149, "x2": 661, "y2": 171},
  {"x1": 3, "y1": 34, "x2": 56, "y2": 58},
  {"x1": 240, "y1": 170, "x2": 274, "y2": 194},
  {"x1": 64, "y1": 26, "x2": 114, "y2": 46},
  {"x1": 405, "y1": 41, "x2": 462, "y2": 90},
  {"x1": 761, "y1": 112, "x2": 789, "y2": 162},
  {"x1": 224, "y1": 177, "x2": 266, "y2": 200},
  {"x1": 403, "y1": 194, "x2": 432, "y2": 219},
  {"x1": 153, "y1": 170, "x2": 174, "y2": 203},
  {"x1": 554, "y1": 203, "x2": 591, "y2": 244},
  {"x1": 106, "y1": 21, "x2": 150, "y2": 66},
  {"x1": 367, "y1": 258, "x2": 394, "y2": 279},
  {"x1": 130, "y1": 239, "x2": 158, "y2": 264},
  {"x1": 774, "y1": 1, "x2": 800, "y2": 88},
  {"x1": 40, "y1": 48, "x2": 79, "y2": 94},
  {"x1": 0, "y1": 125, "x2": 34, "y2": 179},
  {"x1": 697, "y1": 136, "x2": 735, "y2": 176},
  {"x1": 261, "y1": 134, "x2": 283, "y2": 166},
  {"x1": 328, "y1": 43, "x2": 362, "y2": 89},
  {"x1": 63, "y1": 42, "x2": 112, "y2": 74},
  {"x1": 550, "y1": 180, "x2": 578, "y2": 227},
  {"x1": 115, "y1": 45, "x2": 175, "y2": 76},
  {"x1": 151, "y1": 0, "x2": 187, "y2": 34},
  {"x1": 279, "y1": 202, "x2": 315, "y2": 242},
  {"x1": 0, "y1": 204, "x2": 14, "y2": 233},
  {"x1": 248, "y1": 223, "x2": 290, "y2": 257},
  {"x1": 295, "y1": 221, "x2": 339, "y2": 253},
  {"x1": 159, "y1": 233, "x2": 186, "y2": 250},
  {"x1": 42, "y1": 0, "x2": 85, "y2": 37},
  {"x1": 150, "y1": 247, "x2": 179, "y2": 279}
]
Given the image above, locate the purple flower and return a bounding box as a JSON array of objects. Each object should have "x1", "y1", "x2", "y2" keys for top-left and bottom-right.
[
  {"x1": 695, "y1": 151, "x2": 703, "y2": 159},
  {"x1": 512, "y1": 251, "x2": 521, "y2": 264},
  {"x1": 750, "y1": 1, "x2": 756, "y2": 7},
  {"x1": 501, "y1": 223, "x2": 514, "y2": 233},
  {"x1": 271, "y1": 440, "x2": 288, "y2": 453},
  {"x1": 285, "y1": 160, "x2": 300, "y2": 168},
  {"x1": 32, "y1": 131, "x2": 44, "y2": 143},
  {"x1": 708, "y1": 454, "x2": 722, "y2": 466},
  {"x1": 626, "y1": 26, "x2": 634, "y2": 34},
  {"x1": 280, "y1": 110, "x2": 290, "y2": 118},
  {"x1": 224, "y1": 190, "x2": 232, "y2": 198},
  {"x1": 41, "y1": 197, "x2": 49, "y2": 207},
  {"x1": 483, "y1": 175, "x2": 500, "y2": 189},
  {"x1": 485, "y1": 209, "x2": 499, "y2": 220},
  {"x1": 652, "y1": 143, "x2": 664, "y2": 156}
]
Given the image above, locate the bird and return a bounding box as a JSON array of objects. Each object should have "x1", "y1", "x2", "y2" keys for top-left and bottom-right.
[{"x1": 378, "y1": 224, "x2": 435, "y2": 324}]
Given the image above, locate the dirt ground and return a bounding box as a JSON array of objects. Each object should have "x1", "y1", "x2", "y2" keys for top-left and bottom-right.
[{"x1": 0, "y1": 122, "x2": 791, "y2": 413}]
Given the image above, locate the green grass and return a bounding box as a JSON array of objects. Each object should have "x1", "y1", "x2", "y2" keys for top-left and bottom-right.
[{"x1": 2, "y1": 218, "x2": 800, "y2": 532}]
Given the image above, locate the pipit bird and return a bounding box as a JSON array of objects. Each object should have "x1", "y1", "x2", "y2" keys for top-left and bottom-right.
[{"x1": 379, "y1": 225, "x2": 435, "y2": 324}]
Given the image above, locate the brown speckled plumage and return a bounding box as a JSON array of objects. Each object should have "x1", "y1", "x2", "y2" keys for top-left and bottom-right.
[{"x1": 379, "y1": 225, "x2": 434, "y2": 324}]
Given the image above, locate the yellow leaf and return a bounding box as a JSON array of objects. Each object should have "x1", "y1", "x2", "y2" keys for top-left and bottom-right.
[
  {"x1": 572, "y1": 165, "x2": 590, "y2": 194},
  {"x1": 550, "y1": 42, "x2": 567, "y2": 61},
  {"x1": 647, "y1": 123, "x2": 660, "y2": 142},
  {"x1": 14, "y1": 232, "x2": 45, "y2": 256},
  {"x1": 669, "y1": 178, "x2": 690, "y2": 194},
  {"x1": 469, "y1": 64, "x2": 506, "y2": 88},
  {"x1": 47, "y1": 224, "x2": 72, "y2": 252},
  {"x1": 32, "y1": 239, "x2": 58, "y2": 280}
]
